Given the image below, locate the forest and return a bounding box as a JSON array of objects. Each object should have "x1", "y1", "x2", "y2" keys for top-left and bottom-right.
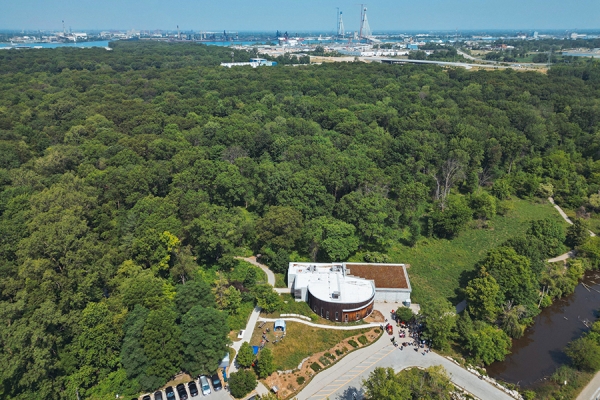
[{"x1": 0, "y1": 41, "x2": 600, "y2": 398}]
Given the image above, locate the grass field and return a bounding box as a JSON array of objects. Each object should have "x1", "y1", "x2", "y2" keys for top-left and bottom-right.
[
  {"x1": 364, "y1": 198, "x2": 566, "y2": 305},
  {"x1": 250, "y1": 321, "x2": 371, "y2": 370}
]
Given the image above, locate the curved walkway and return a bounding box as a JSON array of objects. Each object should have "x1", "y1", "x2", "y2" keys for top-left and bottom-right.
[
  {"x1": 296, "y1": 332, "x2": 514, "y2": 400},
  {"x1": 258, "y1": 317, "x2": 380, "y2": 331}
]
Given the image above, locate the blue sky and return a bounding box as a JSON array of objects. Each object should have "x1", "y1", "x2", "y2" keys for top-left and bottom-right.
[{"x1": 2, "y1": 0, "x2": 599, "y2": 32}]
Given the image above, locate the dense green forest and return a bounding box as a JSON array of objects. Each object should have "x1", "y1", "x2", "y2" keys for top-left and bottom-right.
[{"x1": 1, "y1": 41, "x2": 600, "y2": 398}]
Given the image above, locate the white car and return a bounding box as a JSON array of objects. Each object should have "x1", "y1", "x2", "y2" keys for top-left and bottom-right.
[{"x1": 199, "y1": 375, "x2": 211, "y2": 396}]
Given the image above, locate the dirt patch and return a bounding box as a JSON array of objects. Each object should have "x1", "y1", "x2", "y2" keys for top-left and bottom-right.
[
  {"x1": 364, "y1": 309, "x2": 384, "y2": 323},
  {"x1": 162, "y1": 372, "x2": 194, "y2": 389},
  {"x1": 262, "y1": 327, "x2": 381, "y2": 399}
]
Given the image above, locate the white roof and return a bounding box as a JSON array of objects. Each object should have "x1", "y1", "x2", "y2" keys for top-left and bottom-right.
[{"x1": 290, "y1": 263, "x2": 374, "y2": 304}]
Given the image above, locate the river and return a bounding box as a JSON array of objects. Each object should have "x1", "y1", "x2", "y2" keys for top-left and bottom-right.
[{"x1": 487, "y1": 270, "x2": 600, "y2": 388}]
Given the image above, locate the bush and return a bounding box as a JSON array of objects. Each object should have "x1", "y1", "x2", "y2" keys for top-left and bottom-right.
[
  {"x1": 374, "y1": 328, "x2": 380, "y2": 334},
  {"x1": 348, "y1": 339, "x2": 359, "y2": 348},
  {"x1": 229, "y1": 369, "x2": 257, "y2": 399},
  {"x1": 319, "y1": 355, "x2": 331, "y2": 366},
  {"x1": 358, "y1": 335, "x2": 368, "y2": 345},
  {"x1": 310, "y1": 362, "x2": 322, "y2": 372},
  {"x1": 335, "y1": 349, "x2": 343, "y2": 356},
  {"x1": 296, "y1": 376, "x2": 305, "y2": 385},
  {"x1": 325, "y1": 352, "x2": 336, "y2": 360}
]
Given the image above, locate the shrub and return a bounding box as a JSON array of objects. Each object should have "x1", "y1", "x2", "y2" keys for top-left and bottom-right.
[
  {"x1": 310, "y1": 362, "x2": 322, "y2": 372},
  {"x1": 296, "y1": 376, "x2": 305, "y2": 385},
  {"x1": 229, "y1": 369, "x2": 257, "y2": 399},
  {"x1": 358, "y1": 335, "x2": 368, "y2": 345},
  {"x1": 348, "y1": 339, "x2": 359, "y2": 348},
  {"x1": 319, "y1": 356, "x2": 331, "y2": 366},
  {"x1": 374, "y1": 328, "x2": 380, "y2": 334},
  {"x1": 335, "y1": 349, "x2": 343, "y2": 356},
  {"x1": 325, "y1": 352, "x2": 336, "y2": 360}
]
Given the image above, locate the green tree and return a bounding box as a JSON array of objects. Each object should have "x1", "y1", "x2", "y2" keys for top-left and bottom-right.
[
  {"x1": 236, "y1": 342, "x2": 255, "y2": 369},
  {"x1": 566, "y1": 218, "x2": 589, "y2": 248},
  {"x1": 256, "y1": 206, "x2": 303, "y2": 250},
  {"x1": 479, "y1": 247, "x2": 538, "y2": 312},
  {"x1": 463, "y1": 321, "x2": 512, "y2": 365},
  {"x1": 431, "y1": 195, "x2": 472, "y2": 239},
  {"x1": 252, "y1": 284, "x2": 283, "y2": 313},
  {"x1": 303, "y1": 216, "x2": 359, "y2": 261},
  {"x1": 362, "y1": 367, "x2": 410, "y2": 400},
  {"x1": 142, "y1": 305, "x2": 182, "y2": 388},
  {"x1": 464, "y1": 275, "x2": 503, "y2": 322},
  {"x1": 420, "y1": 298, "x2": 457, "y2": 351},
  {"x1": 256, "y1": 348, "x2": 275, "y2": 378},
  {"x1": 180, "y1": 306, "x2": 230, "y2": 376},
  {"x1": 395, "y1": 307, "x2": 414, "y2": 323},
  {"x1": 566, "y1": 336, "x2": 600, "y2": 371},
  {"x1": 229, "y1": 369, "x2": 257, "y2": 398},
  {"x1": 175, "y1": 277, "x2": 216, "y2": 317},
  {"x1": 120, "y1": 305, "x2": 149, "y2": 389}
]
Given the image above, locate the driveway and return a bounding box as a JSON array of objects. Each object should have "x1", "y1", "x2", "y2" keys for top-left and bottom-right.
[{"x1": 296, "y1": 332, "x2": 514, "y2": 400}]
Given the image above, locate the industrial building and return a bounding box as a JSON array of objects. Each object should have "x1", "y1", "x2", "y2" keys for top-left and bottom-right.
[{"x1": 287, "y1": 262, "x2": 411, "y2": 322}]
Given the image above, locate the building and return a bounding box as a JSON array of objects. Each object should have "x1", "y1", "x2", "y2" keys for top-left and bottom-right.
[
  {"x1": 221, "y1": 58, "x2": 277, "y2": 68},
  {"x1": 287, "y1": 262, "x2": 411, "y2": 322}
]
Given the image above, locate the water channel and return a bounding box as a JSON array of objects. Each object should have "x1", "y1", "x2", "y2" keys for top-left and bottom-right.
[{"x1": 487, "y1": 270, "x2": 600, "y2": 388}]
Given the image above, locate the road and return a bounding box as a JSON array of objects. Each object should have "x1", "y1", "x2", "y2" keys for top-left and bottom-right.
[
  {"x1": 577, "y1": 371, "x2": 600, "y2": 400},
  {"x1": 296, "y1": 331, "x2": 515, "y2": 400}
]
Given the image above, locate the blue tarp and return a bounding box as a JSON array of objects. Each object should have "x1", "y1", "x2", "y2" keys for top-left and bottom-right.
[{"x1": 252, "y1": 346, "x2": 260, "y2": 355}]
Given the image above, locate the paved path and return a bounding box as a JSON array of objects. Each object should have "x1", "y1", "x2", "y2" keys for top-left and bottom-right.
[
  {"x1": 296, "y1": 332, "x2": 514, "y2": 400},
  {"x1": 258, "y1": 317, "x2": 380, "y2": 331},
  {"x1": 577, "y1": 371, "x2": 600, "y2": 400}
]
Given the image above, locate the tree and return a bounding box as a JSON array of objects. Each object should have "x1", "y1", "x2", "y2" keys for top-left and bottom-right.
[
  {"x1": 121, "y1": 305, "x2": 149, "y2": 389},
  {"x1": 142, "y1": 306, "x2": 182, "y2": 389},
  {"x1": 431, "y1": 195, "x2": 472, "y2": 239},
  {"x1": 229, "y1": 369, "x2": 257, "y2": 398},
  {"x1": 303, "y1": 216, "x2": 359, "y2": 261},
  {"x1": 256, "y1": 206, "x2": 303, "y2": 250},
  {"x1": 578, "y1": 237, "x2": 600, "y2": 269},
  {"x1": 175, "y1": 277, "x2": 216, "y2": 317},
  {"x1": 566, "y1": 336, "x2": 600, "y2": 371},
  {"x1": 464, "y1": 275, "x2": 503, "y2": 322},
  {"x1": 362, "y1": 367, "x2": 410, "y2": 400},
  {"x1": 463, "y1": 321, "x2": 512, "y2": 365},
  {"x1": 526, "y1": 218, "x2": 566, "y2": 257},
  {"x1": 236, "y1": 342, "x2": 255, "y2": 369},
  {"x1": 252, "y1": 284, "x2": 283, "y2": 313},
  {"x1": 420, "y1": 298, "x2": 457, "y2": 351},
  {"x1": 479, "y1": 247, "x2": 538, "y2": 312},
  {"x1": 395, "y1": 307, "x2": 414, "y2": 323},
  {"x1": 566, "y1": 218, "x2": 589, "y2": 248},
  {"x1": 434, "y1": 158, "x2": 465, "y2": 211},
  {"x1": 256, "y1": 348, "x2": 275, "y2": 378},
  {"x1": 180, "y1": 306, "x2": 230, "y2": 376}
]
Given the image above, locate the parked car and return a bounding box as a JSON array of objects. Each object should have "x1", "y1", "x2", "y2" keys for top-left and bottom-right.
[
  {"x1": 165, "y1": 386, "x2": 176, "y2": 400},
  {"x1": 199, "y1": 375, "x2": 211, "y2": 396},
  {"x1": 176, "y1": 383, "x2": 189, "y2": 400},
  {"x1": 188, "y1": 381, "x2": 199, "y2": 397},
  {"x1": 154, "y1": 391, "x2": 163, "y2": 400},
  {"x1": 211, "y1": 374, "x2": 223, "y2": 391},
  {"x1": 142, "y1": 396, "x2": 151, "y2": 400}
]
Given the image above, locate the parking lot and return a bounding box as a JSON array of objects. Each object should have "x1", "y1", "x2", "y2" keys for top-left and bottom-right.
[{"x1": 138, "y1": 376, "x2": 233, "y2": 400}]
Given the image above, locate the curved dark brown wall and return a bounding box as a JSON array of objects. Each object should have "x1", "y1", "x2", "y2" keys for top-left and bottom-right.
[{"x1": 307, "y1": 289, "x2": 374, "y2": 322}]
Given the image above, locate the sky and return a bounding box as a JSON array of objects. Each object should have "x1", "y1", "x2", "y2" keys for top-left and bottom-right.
[{"x1": 1, "y1": 0, "x2": 599, "y2": 32}]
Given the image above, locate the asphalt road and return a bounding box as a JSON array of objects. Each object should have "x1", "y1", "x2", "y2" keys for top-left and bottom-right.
[{"x1": 296, "y1": 332, "x2": 514, "y2": 400}]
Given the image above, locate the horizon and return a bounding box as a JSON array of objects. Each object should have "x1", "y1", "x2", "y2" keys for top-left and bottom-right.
[{"x1": 2, "y1": 0, "x2": 599, "y2": 32}]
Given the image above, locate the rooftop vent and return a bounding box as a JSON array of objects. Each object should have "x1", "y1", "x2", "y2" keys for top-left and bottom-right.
[{"x1": 332, "y1": 291, "x2": 341, "y2": 299}]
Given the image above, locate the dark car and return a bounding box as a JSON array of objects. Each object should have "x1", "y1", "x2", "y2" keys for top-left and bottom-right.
[
  {"x1": 176, "y1": 383, "x2": 189, "y2": 400},
  {"x1": 211, "y1": 374, "x2": 223, "y2": 391},
  {"x1": 165, "y1": 386, "x2": 176, "y2": 400},
  {"x1": 142, "y1": 396, "x2": 151, "y2": 400},
  {"x1": 188, "y1": 381, "x2": 199, "y2": 397},
  {"x1": 154, "y1": 391, "x2": 163, "y2": 400}
]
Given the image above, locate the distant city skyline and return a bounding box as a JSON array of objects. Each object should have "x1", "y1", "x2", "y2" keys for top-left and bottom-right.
[{"x1": 2, "y1": 0, "x2": 599, "y2": 32}]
